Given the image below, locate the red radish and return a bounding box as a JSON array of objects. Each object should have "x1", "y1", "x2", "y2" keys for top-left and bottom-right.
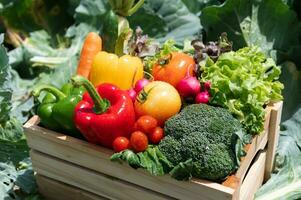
[
  {"x1": 134, "y1": 78, "x2": 150, "y2": 93},
  {"x1": 176, "y1": 76, "x2": 201, "y2": 97},
  {"x1": 127, "y1": 88, "x2": 137, "y2": 102},
  {"x1": 204, "y1": 81, "x2": 211, "y2": 91},
  {"x1": 195, "y1": 91, "x2": 210, "y2": 104}
]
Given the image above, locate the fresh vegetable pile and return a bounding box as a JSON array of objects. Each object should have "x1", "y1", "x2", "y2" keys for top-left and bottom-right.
[
  {"x1": 1, "y1": 0, "x2": 301, "y2": 199},
  {"x1": 28, "y1": 5, "x2": 282, "y2": 183}
]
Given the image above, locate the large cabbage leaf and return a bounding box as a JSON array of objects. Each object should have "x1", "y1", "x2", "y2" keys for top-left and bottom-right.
[
  {"x1": 201, "y1": 0, "x2": 301, "y2": 68},
  {"x1": 0, "y1": 34, "x2": 38, "y2": 199},
  {"x1": 128, "y1": 0, "x2": 202, "y2": 43}
]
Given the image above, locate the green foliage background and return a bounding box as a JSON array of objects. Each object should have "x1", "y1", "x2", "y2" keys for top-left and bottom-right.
[{"x1": 0, "y1": 0, "x2": 300, "y2": 199}]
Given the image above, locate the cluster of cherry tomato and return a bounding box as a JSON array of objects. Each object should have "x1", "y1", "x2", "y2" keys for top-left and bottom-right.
[{"x1": 113, "y1": 115, "x2": 164, "y2": 153}]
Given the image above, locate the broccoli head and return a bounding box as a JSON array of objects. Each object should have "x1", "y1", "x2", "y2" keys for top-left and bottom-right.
[{"x1": 159, "y1": 104, "x2": 246, "y2": 181}]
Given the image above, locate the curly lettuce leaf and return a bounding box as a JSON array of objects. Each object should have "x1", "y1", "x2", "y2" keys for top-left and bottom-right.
[{"x1": 201, "y1": 46, "x2": 283, "y2": 134}]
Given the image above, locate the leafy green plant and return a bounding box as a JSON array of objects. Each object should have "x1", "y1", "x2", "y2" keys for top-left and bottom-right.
[
  {"x1": 0, "y1": 0, "x2": 301, "y2": 198},
  {"x1": 201, "y1": 0, "x2": 301, "y2": 68},
  {"x1": 202, "y1": 46, "x2": 283, "y2": 134}
]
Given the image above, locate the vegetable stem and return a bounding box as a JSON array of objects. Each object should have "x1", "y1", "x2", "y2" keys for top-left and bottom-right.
[
  {"x1": 71, "y1": 75, "x2": 110, "y2": 114},
  {"x1": 32, "y1": 85, "x2": 66, "y2": 100},
  {"x1": 127, "y1": 0, "x2": 145, "y2": 16}
]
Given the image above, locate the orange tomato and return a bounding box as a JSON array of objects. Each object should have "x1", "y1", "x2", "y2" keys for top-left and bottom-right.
[
  {"x1": 134, "y1": 81, "x2": 181, "y2": 125},
  {"x1": 152, "y1": 52, "x2": 195, "y2": 87}
]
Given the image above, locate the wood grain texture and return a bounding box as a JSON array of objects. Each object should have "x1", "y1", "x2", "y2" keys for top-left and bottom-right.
[
  {"x1": 31, "y1": 150, "x2": 173, "y2": 200},
  {"x1": 25, "y1": 125, "x2": 234, "y2": 200},
  {"x1": 24, "y1": 102, "x2": 282, "y2": 200},
  {"x1": 240, "y1": 151, "x2": 267, "y2": 200},
  {"x1": 36, "y1": 175, "x2": 107, "y2": 200},
  {"x1": 264, "y1": 101, "x2": 283, "y2": 181}
]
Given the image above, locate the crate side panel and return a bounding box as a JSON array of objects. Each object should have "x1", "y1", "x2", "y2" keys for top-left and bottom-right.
[
  {"x1": 25, "y1": 128, "x2": 234, "y2": 200},
  {"x1": 239, "y1": 151, "x2": 267, "y2": 200},
  {"x1": 265, "y1": 101, "x2": 283, "y2": 181},
  {"x1": 36, "y1": 175, "x2": 106, "y2": 200},
  {"x1": 31, "y1": 150, "x2": 173, "y2": 200}
]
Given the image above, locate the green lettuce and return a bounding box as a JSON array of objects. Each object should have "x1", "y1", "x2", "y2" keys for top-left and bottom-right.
[{"x1": 201, "y1": 46, "x2": 283, "y2": 134}]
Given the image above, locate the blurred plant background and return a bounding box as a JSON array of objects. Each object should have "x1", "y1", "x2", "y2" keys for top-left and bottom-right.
[{"x1": 0, "y1": 0, "x2": 300, "y2": 199}]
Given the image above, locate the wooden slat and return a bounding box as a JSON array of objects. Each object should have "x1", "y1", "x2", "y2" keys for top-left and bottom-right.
[
  {"x1": 231, "y1": 105, "x2": 271, "y2": 184},
  {"x1": 24, "y1": 102, "x2": 280, "y2": 200},
  {"x1": 31, "y1": 150, "x2": 173, "y2": 200},
  {"x1": 25, "y1": 125, "x2": 234, "y2": 200},
  {"x1": 240, "y1": 151, "x2": 267, "y2": 200},
  {"x1": 36, "y1": 175, "x2": 106, "y2": 200},
  {"x1": 264, "y1": 101, "x2": 283, "y2": 181},
  {"x1": 235, "y1": 128, "x2": 268, "y2": 181}
]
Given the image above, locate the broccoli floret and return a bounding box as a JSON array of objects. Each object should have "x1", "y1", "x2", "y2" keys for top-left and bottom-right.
[
  {"x1": 159, "y1": 104, "x2": 245, "y2": 181},
  {"x1": 192, "y1": 143, "x2": 236, "y2": 180},
  {"x1": 158, "y1": 135, "x2": 183, "y2": 165}
]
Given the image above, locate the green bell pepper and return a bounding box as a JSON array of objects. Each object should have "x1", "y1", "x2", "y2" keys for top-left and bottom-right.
[{"x1": 32, "y1": 83, "x2": 85, "y2": 138}]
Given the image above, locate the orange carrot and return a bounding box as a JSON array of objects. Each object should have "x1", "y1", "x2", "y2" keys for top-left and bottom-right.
[{"x1": 76, "y1": 32, "x2": 102, "y2": 78}]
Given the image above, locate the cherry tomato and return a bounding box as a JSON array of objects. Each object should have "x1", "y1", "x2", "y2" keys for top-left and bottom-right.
[
  {"x1": 152, "y1": 52, "x2": 195, "y2": 87},
  {"x1": 130, "y1": 131, "x2": 148, "y2": 152},
  {"x1": 149, "y1": 127, "x2": 164, "y2": 144},
  {"x1": 136, "y1": 115, "x2": 158, "y2": 134},
  {"x1": 113, "y1": 137, "x2": 130, "y2": 152},
  {"x1": 135, "y1": 81, "x2": 181, "y2": 125}
]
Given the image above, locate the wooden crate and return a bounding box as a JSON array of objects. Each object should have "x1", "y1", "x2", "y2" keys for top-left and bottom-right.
[{"x1": 24, "y1": 102, "x2": 282, "y2": 200}]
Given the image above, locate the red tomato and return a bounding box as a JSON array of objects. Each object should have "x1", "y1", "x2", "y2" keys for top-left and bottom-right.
[
  {"x1": 113, "y1": 137, "x2": 130, "y2": 152},
  {"x1": 149, "y1": 127, "x2": 164, "y2": 144},
  {"x1": 136, "y1": 115, "x2": 158, "y2": 134},
  {"x1": 152, "y1": 52, "x2": 195, "y2": 87},
  {"x1": 130, "y1": 131, "x2": 148, "y2": 152}
]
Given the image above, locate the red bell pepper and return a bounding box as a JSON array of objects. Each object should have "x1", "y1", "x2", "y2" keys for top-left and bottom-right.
[{"x1": 71, "y1": 75, "x2": 136, "y2": 148}]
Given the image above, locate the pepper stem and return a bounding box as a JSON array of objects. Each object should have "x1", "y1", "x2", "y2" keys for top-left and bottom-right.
[
  {"x1": 71, "y1": 75, "x2": 110, "y2": 114},
  {"x1": 32, "y1": 85, "x2": 66, "y2": 100}
]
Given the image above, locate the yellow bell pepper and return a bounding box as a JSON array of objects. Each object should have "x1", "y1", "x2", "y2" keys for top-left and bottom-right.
[{"x1": 89, "y1": 51, "x2": 144, "y2": 90}]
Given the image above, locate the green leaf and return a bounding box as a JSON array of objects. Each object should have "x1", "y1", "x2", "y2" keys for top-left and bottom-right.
[
  {"x1": 74, "y1": 0, "x2": 108, "y2": 27},
  {"x1": 16, "y1": 158, "x2": 37, "y2": 194},
  {"x1": 110, "y1": 146, "x2": 173, "y2": 176},
  {"x1": 201, "y1": 0, "x2": 301, "y2": 68},
  {"x1": 170, "y1": 159, "x2": 193, "y2": 181},
  {"x1": 202, "y1": 46, "x2": 283, "y2": 134},
  {"x1": 0, "y1": 0, "x2": 74, "y2": 35},
  {"x1": 0, "y1": 33, "x2": 12, "y2": 123},
  {"x1": 0, "y1": 163, "x2": 17, "y2": 200},
  {"x1": 128, "y1": 0, "x2": 202, "y2": 43},
  {"x1": 181, "y1": 0, "x2": 222, "y2": 14},
  {"x1": 0, "y1": 118, "x2": 29, "y2": 166},
  {"x1": 233, "y1": 129, "x2": 252, "y2": 166},
  {"x1": 279, "y1": 62, "x2": 301, "y2": 121}
]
